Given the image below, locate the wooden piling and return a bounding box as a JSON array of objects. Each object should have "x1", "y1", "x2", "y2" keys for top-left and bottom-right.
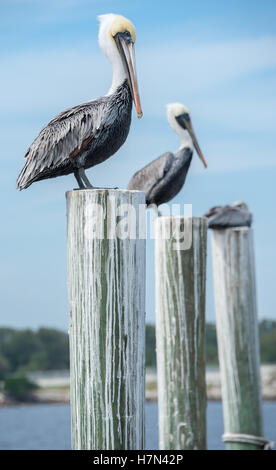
[
  {"x1": 211, "y1": 227, "x2": 265, "y2": 450},
  {"x1": 66, "y1": 189, "x2": 146, "y2": 450},
  {"x1": 155, "y1": 217, "x2": 207, "y2": 450}
]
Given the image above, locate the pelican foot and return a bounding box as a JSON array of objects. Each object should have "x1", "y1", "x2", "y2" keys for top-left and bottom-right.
[
  {"x1": 73, "y1": 169, "x2": 119, "y2": 190},
  {"x1": 85, "y1": 186, "x2": 119, "y2": 190}
]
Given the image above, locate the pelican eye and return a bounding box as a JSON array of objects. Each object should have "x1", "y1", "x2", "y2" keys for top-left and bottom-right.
[
  {"x1": 123, "y1": 30, "x2": 133, "y2": 43},
  {"x1": 175, "y1": 113, "x2": 190, "y2": 130},
  {"x1": 182, "y1": 113, "x2": 190, "y2": 122},
  {"x1": 114, "y1": 30, "x2": 133, "y2": 44}
]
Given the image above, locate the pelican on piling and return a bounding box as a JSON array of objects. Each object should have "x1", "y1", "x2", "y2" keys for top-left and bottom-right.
[
  {"x1": 17, "y1": 14, "x2": 142, "y2": 190},
  {"x1": 127, "y1": 103, "x2": 207, "y2": 212},
  {"x1": 204, "y1": 201, "x2": 252, "y2": 229}
]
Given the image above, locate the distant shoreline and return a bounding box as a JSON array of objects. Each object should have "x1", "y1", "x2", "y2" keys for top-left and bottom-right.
[
  {"x1": 1, "y1": 394, "x2": 276, "y2": 409},
  {"x1": 1, "y1": 364, "x2": 275, "y2": 408},
  {"x1": 0, "y1": 397, "x2": 276, "y2": 409}
]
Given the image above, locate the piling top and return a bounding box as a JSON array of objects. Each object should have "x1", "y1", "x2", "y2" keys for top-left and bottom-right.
[
  {"x1": 155, "y1": 216, "x2": 208, "y2": 229},
  {"x1": 156, "y1": 216, "x2": 207, "y2": 221},
  {"x1": 66, "y1": 188, "x2": 145, "y2": 197},
  {"x1": 66, "y1": 188, "x2": 146, "y2": 206},
  {"x1": 155, "y1": 215, "x2": 208, "y2": 220}
]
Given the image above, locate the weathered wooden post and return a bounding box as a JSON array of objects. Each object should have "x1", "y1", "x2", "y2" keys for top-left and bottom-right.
[
  {"x1": 211, "y1": 227, "x2": 269, "y2": 450},
  {"x1": 66, "y1": 189, "x2": 146, "y2": 450},
  {"x1": 155, "y1": 216, "x2": 207, "y2": 450}
]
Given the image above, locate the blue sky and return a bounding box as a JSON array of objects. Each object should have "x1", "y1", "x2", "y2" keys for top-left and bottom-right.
[{"x1": 0, "y1": 0, "x2": 276, "y2": 329}]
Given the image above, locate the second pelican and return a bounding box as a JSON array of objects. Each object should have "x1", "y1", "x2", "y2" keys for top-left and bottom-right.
[{"x1": 128, "y1": 103, "x2": 207, "y2": 210}]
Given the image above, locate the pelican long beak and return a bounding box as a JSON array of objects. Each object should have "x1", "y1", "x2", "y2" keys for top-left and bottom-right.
[
  {"x1": 187, "y1": 122, "x2": 207, "y2": 168},
  {"x1": 115, "y1": 33, "x2": 143, "y2": 118},
  {"x1": 176, "y1": 115, "x2": 207, "y2": 168}
]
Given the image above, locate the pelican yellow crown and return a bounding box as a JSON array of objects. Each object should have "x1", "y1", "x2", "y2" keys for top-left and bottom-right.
[{"x1": 109, "y1": 14, "x2": 136, "y2": 42}]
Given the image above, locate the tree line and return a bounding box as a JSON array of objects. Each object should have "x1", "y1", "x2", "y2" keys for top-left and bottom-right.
[{"x1": 0, "y1": 320, "x2": 275, "y2": 380}]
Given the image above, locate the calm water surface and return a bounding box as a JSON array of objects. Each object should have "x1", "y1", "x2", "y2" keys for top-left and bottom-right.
[{"x1": 0, "y1": 402, "x2": 275, "y2": 450}]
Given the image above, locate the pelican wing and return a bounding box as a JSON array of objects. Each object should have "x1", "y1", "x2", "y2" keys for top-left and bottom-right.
[
  {"x1": 16, "y1": 98, "x2": 112, "y2": 190},
  {"x1": 204, "y1": 206, "x2": 223, "y2": 218},
  {"x1": 207, "y1": 206, "x2": 252, "y2": 228},
  {"x1": 127, "y1": 152, "x2": 174, "y2": 202}
]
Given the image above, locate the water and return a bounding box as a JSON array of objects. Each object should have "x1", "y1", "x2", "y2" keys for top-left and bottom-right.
[{"x1": 0, "y1": 402, "x2": 275, "y2": 450}]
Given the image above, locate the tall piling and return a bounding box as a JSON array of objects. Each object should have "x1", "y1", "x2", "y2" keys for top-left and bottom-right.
[
  {"x1": 67, "y1": 189, "x2": 146, "y2": 450},
  {"x1": 211, "y1": 227, "x2": 266, "y2": 450},
  {"x1": 155, "y1": 216, "x2": 207, "y2": 450}
]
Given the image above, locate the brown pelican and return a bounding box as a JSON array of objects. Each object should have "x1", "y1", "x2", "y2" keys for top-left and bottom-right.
[
  {"x1": 127, "y1": 103, "x2": 207, "y2": 211},
  {"x1": 16, "y1": 14, "x2": 142, "y2": 190},
  {"x1": 204, "y1": 201, "x2": 252, "y2": 229}
]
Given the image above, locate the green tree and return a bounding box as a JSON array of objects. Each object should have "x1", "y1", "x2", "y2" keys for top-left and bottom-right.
[
  {"x1": 36, "y1": 328, "x2": 69, "y2": 370},
  {"x1": 4, "y1": 375, "x2": 38, "y2": 401},
  {"x1": 1, "y1": 329, "x2": 40, "y2": 372},
  {"x1": 205, "y1": 323, "x2": 219, "y2": 365},
  {"x1": 0, "y1": 353, "x2": 10, "y2": 380},
  {"x1": 146, "y1": 324, "x2": 156, "y2": 367},
  {"x1": 259, "y1": 320, "x2": 276, "y2": 363}
]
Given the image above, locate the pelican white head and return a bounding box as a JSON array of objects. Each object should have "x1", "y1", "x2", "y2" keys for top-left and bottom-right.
[
  {"x1": 98, "y1": 14, "x2": 142, "y2": 118},
  {"x1": 166, "y1": 103, "x2": 207, "y2": 168},
  {"x1": 166, "y1": 103, "x2": 192, "y2": 149},
  {"x1": 232, "y1": 201, "x2": 249, "y2": 211}
]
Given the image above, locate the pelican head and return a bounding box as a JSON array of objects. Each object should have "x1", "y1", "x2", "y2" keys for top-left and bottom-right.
[
  {"x1": 166, "y1": 103, "x2": 207, "y2": 168},
  {"x1": 232, "y1": 201, "x2": 249, "y2": 211},
  {"x1": 98, "y1": 14, "x2": 142, "y2": 118}
]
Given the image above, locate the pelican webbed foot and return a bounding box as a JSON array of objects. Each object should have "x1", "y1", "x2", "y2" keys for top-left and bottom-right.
[{"x1": 73, "y1": 169, "x2": 119, "y2": 190}]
